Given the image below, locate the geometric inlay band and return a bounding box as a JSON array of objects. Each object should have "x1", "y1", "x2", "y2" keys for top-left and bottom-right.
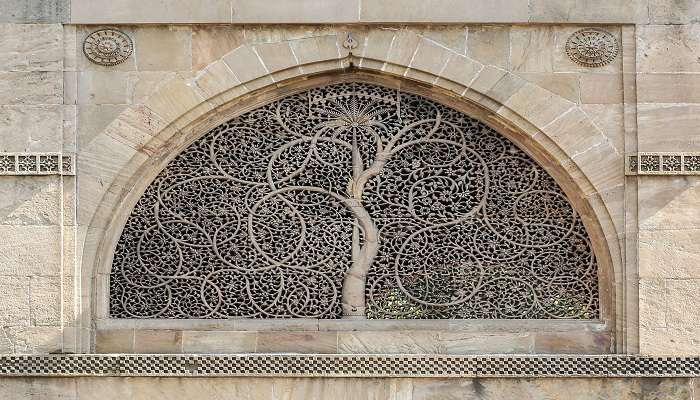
[
  {"x1": 110, "y1": 81, "x2": 600, "y2": 320},
  {"x1": 0, "y1": 153, "x2": 75, "y2": 176},
  {"x1": 0, "y1": 354, "x2": 698, "y2": 378},
  {"x1": 628, "y1": 153, "x2": 700, "y2": 175}
]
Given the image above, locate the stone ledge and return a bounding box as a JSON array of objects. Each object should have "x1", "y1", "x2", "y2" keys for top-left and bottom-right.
[{"x1": 0, "y1": 354, "x2": 699, "y2": 377}]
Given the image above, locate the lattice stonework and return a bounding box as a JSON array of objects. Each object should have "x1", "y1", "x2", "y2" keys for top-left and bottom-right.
[{"x1": 110, "y1": 82, "x2": 600, "y2": 319}]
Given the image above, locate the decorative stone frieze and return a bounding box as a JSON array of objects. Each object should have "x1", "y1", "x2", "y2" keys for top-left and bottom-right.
[
  {"x1": 0, "y1": 153, "x2": 75, "y2": 176},
  {"x1": 565, "y1": 28, "x2": 618, "y2": 67},
  {"x1": 627, "y1": 153, "x2": 700, "y2": 175},
  {"x1": 0, "y1": 354, "x2": 699, "y2": 378},
  {"x1": 83, "y1": 28, "x2": 133, "y2": 66}
]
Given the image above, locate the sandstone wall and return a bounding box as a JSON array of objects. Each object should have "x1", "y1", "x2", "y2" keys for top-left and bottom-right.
[{"x1": 0, "y1": 0, "x2": 697, "y2": 357}]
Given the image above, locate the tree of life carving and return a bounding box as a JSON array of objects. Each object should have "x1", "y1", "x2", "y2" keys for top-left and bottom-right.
[{"x1": 110, "y1": 82, "x2": 600, "y2": 319}]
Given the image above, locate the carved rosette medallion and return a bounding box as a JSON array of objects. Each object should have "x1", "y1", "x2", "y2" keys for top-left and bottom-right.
[
  {"x1": 565, "y1": 28, "x2": 618, "y2": 67},
  {"x1": 83, "y1": 29, "x2": 133, "y2": 66}
]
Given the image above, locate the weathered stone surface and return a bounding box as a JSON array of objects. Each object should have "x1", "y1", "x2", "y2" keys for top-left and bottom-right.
[
  {"x1": 0, "y1": 72, "x2": 62, "y2": 105},
  {"x1": 665, "y1": 280, "x2": 700, "y2": 328},
  {"x1": 466, "y1": 25, "x2": 510, "y2": 68},
  {"x1": 29, "y1": 276, "x2": 60, "y2": 326},
  {"x1": 0, "y1": 377, "x2": 76, "y2": 399},
  {"x1": 0, "y1": 225, "x2": 61, "y2": 276},
  {"x1": 338, "y1": 331, "x2": 441, "y2": 354},
  {"x1": 638, "y1": 177, "x2": 700, "y2": 230},
  {"x1": 257, "y1": 332, "x2": 337, "y2": 354},
  {"x1": 133, "y1": 330, "x2": 183, "y2": 353},
  {"x1": 6, "y1": 326, "x2": 62, "y2": 354},
  {"x1": 649, "y1": 0, "x2": 700, "y2": 24},
  {"x1": 361, "y1": 0, "x2": 530, "y2": 23},
  {"x1": 579, "y1": 73, "x2": 623, "y2": 104},
  {"x1": 517, "y1": 72, "x2": 579, "y2": 103},
  {"x1": 510, "y1": 26, "x2": 555, "y2": 72},
  {"x1": 637, "y1": 73, "x2": 700, "y2": 104},
  {"x1": 134, "y1": 26, "x2": 192, "y2": 72},
  {"x1": 639, "y1": 230, "x2": 700, "y2": 279},
  {"x1": 0, "y1": 176, "x2": 60, "y2": 225},
  {"x1": 637, "y1": 24, "x2": 700, "y2": 73},
  {"x1": 233, "y1": 0, "x2": 359, "y2": 23},
  {"x1": 639, "y1": 279, "x2": 667, "y2": 329},
  {"x1": 0, "y1": 23, "x2": 62, "y2": 71},
  {"x1": 181, "y1": 331, "x2": 257, "y2": 354},
  {"x1": 638, "y1": 104, "x2": 700, "y2": 152},
  {"x1": 95, "y1": 329, "x2": 134, "y2": 353},
  {"x1": 0, "y1": 105, "x2": 62, "y2": 151},
  {"x1": 71, "y1": 0, "x2": 230, "y2": 23},
  {"x1": 192, "y1": 25, "x2": 245, "y2": 70},
  {"x1": 0, "y1": 0, "x2": 67, "y2": 23},
  {"x1": 0, "y1": 276, "x2": 29, "y2": 325},
  {"x1": 529, "y1": 0, "x2": 649, "y2": 23}
]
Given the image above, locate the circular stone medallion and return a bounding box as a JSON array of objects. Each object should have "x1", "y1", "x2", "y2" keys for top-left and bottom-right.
[
  {"x1": 565, "y1": 28, "x2": 618, "y2": 68},
  {"x1": 83, "y1": 29, "x2": 133, "y2": 66}
]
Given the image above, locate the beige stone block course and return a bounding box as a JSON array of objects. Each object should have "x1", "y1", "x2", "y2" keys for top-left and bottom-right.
[
  {"x1": 290, "y1": 35, "x2": 342, "y2": 67},
  {"x1": 361, "y1": 0, "x2": 530, "y2": 23},
  {"x1": 77, "y1": 104, "x2": 129, "y2": 149},
  {"x1": 0, "y1": 71, "x2": 62, "y2": 105},
  {"x1": 0, "y1": 276, "x2": 29, "y2": 325},
  {"x1": 0, "y1": 176, "x2": 61, "y2": 226},
  {"x1": 407, "y1": 37, "x2": 453, "y2": 78},
  {"x1": 0, "y1": 225, "x2": 61, "y2": 276},
  {"x1": 484, "y1": 70, "x2": 527, "y2": 105},
  {"x1": 438, "y1": 332, "x2": 532, "y2": 354},
  {"x1": 337, "y1": 331, "x2": 441, "y2": 354},
  {"x1": 529, "y1": 0, "x2": 649, "y2": 23},
  {"x1": 579, "y1": 73, "x2": 623, "y2": 104},
  {"x1": 359, "y1": 29, "x2": 396, "y2": 66},
  {"x1": 540, "y1": 107, "x2": 605, "y2": 158},
  {"x1": 129, "y1": 71, "x2": 179, "y2": 105},
  {"x1": 133, "y1": 330, "x2": 183, "y2": 353},
  {"x1": 639, "y1": 230, "x2": 700, "y2": 279},
  {"x1": 222, "y1": 45, "x2": 269, "y2": 84},
  {"x1": 384, "y1": 29, "x2": 421, "y2": 72},
  {"x1": 467, "y1": 65, "x2": 507, "y2": 97},
  {"x1": 504, "y1": 82, "x2": 575, "y2": 130},
  {"x1": 134, "y1": 26, "x2": 192, "y2": 72},
  {"x1": 71, "y1": 0, "x2": 231, "y2": 24},
  {"x1": 638, "y1": 103, "x2": 700, "y2": 152},
  {"x1": 466, "y1": 25, "x2": 510, "y2": 69},
  {"x1": 252, "y1": 41, "x2": 301, "y2": 80},
  {"x1": 77, "y1": 71, "x2": 130, "y2": 105},
  {"x1": 6, "y1": 326, "x2": 62, "y2": 354},
  {"x1": 257, "y1": 332, "x2": 338, "y2": 354},
  {"x1": 95, "y1": 329, "x2": 134, "y2": 353},
  {"x1": 518, "y1": 72, "x2": 579, "y2": 103},
  {"x1": 0, "y1": 105, "x2": 63, "y2": 152},
  {"x1": 436, "y1": 54, "x2": 482, "y2": 89},
  {"x1": 232, "y1": 0, "x2": 359, "y2": 23},
  {"x1": 534, "y1": 331, "x2": 613, "y2": 354},
  {"x1": 649, "y1": 0, "x2": 700, "y2": 24},
  {"x1": 192, "y1": 25, "x2": 245, "y2": 71},
  {"x1": 193, "y1": 60, "x2": 241, "y2": 105},
  {"x1": 0, "y1": 376, "x2": 77, "y2": 399},
  {"x1": 571, "y1": 141, "x2": 623, "y2": 195},
  {"x1": 639, "y1": 279, "x2": 667, "y2": 329},
  {"x1": 510, "y1": 26, "x2": 555, "y2": 73},
  {"x1": 665, "y1": 280, "x2": 700, "y2": 328},
  {"x1": 416, "y1": 26, "x2": 467, "y2": 56},
  {"x1": 640, "y1": 326, "x2": 700, "y2": 355},
  {"x1": 29, "y1": 276, "x2": 60, "y2": 326},
  {"x1": 638, "y1": 24, "x2": 700, "y2": 73},
  {"x1": 638, "y1": 177, "x2": 700, "y2": 231},
  {"x1": 581, "y1": 104, "x2": 624, "y2": 154},
  {"x1": 638, "y1": 73, "x2": 700, "y2": 104},
  {"x1": 143, "y1": 76, "x2": 208, "y2": 127},
  {"x1": 102, "y1": 105, "x2": 168, "y2": 156},
  {"x1": 181, "y1": 331, "x2": 257, "y2": 353},
  {"x1": 0, "y1": 23, "x2": 62, "y2": 72}
]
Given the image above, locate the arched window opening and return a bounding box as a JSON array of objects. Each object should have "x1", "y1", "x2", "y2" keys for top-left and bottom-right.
[{"x1": 110, "y1": 82, "x2": 599, "y2": 320}]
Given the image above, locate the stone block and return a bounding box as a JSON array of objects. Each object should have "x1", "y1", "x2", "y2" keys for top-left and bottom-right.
[
  {"x1": 436, "y1": 54, "x2": 482, "y2": 93},
  {"x1": 134, "y1": 26, "x2": 192, "y2": 72},
  {"x1": 360, "y1": 28, "x2": 396, "y2": 66},
  {"x1": 0, "y1": 225, "x2": 61, "y2": 276},
  {"x1": 639, "y1": 230, "x2": 700, "y2": 279},
  {"x1": 143, "y1": 77, "x2": 207, "y2": 125},
  {"x1": 529, "y1": 0, "x2": 649, "y2": 23},
  {"x1": 504, "y1": 82, "x2": 574, "y2": 129},
  {"x1": 6, "y1": 326, "x2": 62, "y2": 354},
  {"x1": 384, "y1": 29, "x2": 421, "y2": 73},
  {"x1": 29, "y1": 276, "x2": 60, "y2": 326},
  {"x1": 533, "y1": 331, "x2": 613, "y2": 354},
  {"x1": 257, "y1": 332, "x2": 337, "y2": 353},
  {"x1": 579, "y1": 73, "x2": 623, "y2": 104},
  {"x1": 640, "y1": 327, "x2": 700, "y2": 355},
  {"x1": 0, "y1": 105, "x2": 63, "y2": 152},
  {"x1": 637, "y1": 24, "x2": 700, "y2": 73},
  {"x1": 77, "y1": 104, "x2": 129, "y2": 149},
  {"x1": 650, "y1": 0, "x2": 700, "y2": 24},
  {"x1": 638, "y1": 177, "x2": 700, "y2": 231},
  {"x1": 467, "y1": 25, "x2": 510, "y2": 69},
  {"x1": 0, "y1": 377, "x2": 76, "y2": 399},
  {"x1": 130, "y1": 71, "x2": 178, "y2": 104},
  {"x1": 222, "y1": 45, "x2": 268, "y2": 84},
  {"x1": 360, "y1": 0, "x2": 530, "y2": 23},
  {"x1": 415, "y1": 26, "x2": 467, "y2": 55},
  {"x1": 0, "y1": 0, "x2": 68, "y2": 23},
  {"x1": 665, "y1": 280, "x2": 700, "y2": 328},
  {"x1": 637, "y1": 73, "x2": 700, "y2": 104},
  {"x1": 518, "y1": 72, "x2": 579, "y2": 103},
  {"x1": 337, "y1": 331, "x2": 441, "y2": 354},
  {"x1": 181, "y1": 331, "x2": 257, "y2": 353},
  {"x1": 290, "y1": 35, "x2": 342, "y2": 67},
  {"x1": 0, "y1": 23, "x2": 62, "y2": 71},
  {"x1": 193, "y1": 60, "x2": 240, "y2": 102},
  {"x1": 0, "y1": 72, "x2": 62, "y2": 105},
  {"x1": 510, "y1": 26, "x2": 555, "y2": 72},
  {"x1": 407, "y1": 37, "x2": 453, "y2": 78},
  {"x1": 0, "y1": 276, "x2": 29, "y2": 325},
  {"x1": 95, "y1": 329, "x2": 134, "y2": 353},
  {"x1": 438, "y1": 332, "x2": 532, "y2": 354},
  {"x1": 71, "y1": 0, "x2": 231, "y2": 23},
  {"x1": 638, "y1": 104, "x2": 700, "y2": 152},
  {"x1": 192, "y1": 25, "x2": 245, "y2": 71},
  {"x1": 411, "y1": 379, "x2": 479, "y2": 400},
  {"x1": 232, "y1": 0, "x2": 359, "y2": 23},
  {"x1": 0, "y1": 176, "x2": 61, "y2": 225},
  {"x1": 77, "y1": 71, "x2": 131, "y2": 105},
  {"x1": 581, "y1": 104, "x2": 624, "y2": 154},
  {"x1": 639, "y1": 279, "x2": 667, "y2": 329},
  {"x1": 253, "y1": 41, "x2": 300, "y2": 80},
  {"x1": 133, "y1": 330, "x2": 182, "y2": 353}
]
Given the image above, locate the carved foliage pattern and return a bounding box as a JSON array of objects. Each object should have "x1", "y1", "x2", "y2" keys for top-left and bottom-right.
[{"x1": 110, "y1": 82, "x2": 599, "y2": 319}]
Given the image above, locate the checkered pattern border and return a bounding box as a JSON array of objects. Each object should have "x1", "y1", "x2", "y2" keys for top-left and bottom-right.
[
  {"x1": 0, "y1": 355, "x2": 698, "y2": 378},
  {"x1": 627, "y1": 153, "x2": 700, "y2": 175},
  {"x1": 0, "y1": 153, "x2": 75, "y2": 176}
]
